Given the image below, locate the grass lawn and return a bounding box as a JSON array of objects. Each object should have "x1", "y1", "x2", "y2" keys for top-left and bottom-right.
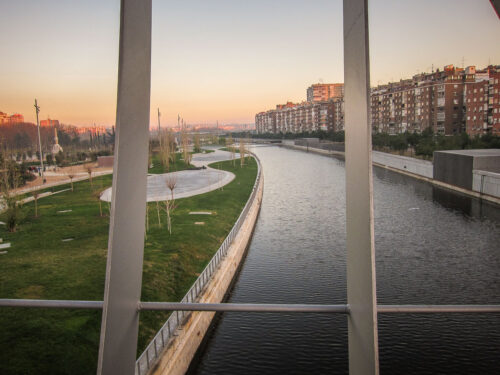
[
  {"x1": 148, "y1": 152, "x2": 192, "y2": 174},
  {"x1": 0, "y1": 157, "x2": 257, "y2": 375}
]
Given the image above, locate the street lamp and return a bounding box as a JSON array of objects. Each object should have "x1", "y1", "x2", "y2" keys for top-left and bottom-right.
[{"x1": 34, "y1": 99, "x2": 45, "y2": 184}]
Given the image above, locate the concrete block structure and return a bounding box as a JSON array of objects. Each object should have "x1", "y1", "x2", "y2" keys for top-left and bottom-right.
[{"x1": 433, "y1": 149, "x2": 500, "y2": 190}]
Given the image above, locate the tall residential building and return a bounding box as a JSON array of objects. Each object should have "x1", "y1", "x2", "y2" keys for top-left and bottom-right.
[
  {"x1": 40, "y1": 118, "x2": 60, "y2": 127},
  {"x1": 8, "y1": 113, "x2": 24, "y2": 124},
  {"x1": 307, "y1": 83, "x2": 344, "y2": 102},
  {"x1": 465, "y1": 67, "x2": 500, "y2": 136},
  {"x1": 0, "y1": 112, "x2": 24, "y2": 124},
  {"x1": 256, "y1": 99, "x2": 343, "y2": 134},
  {"x1": 256, "y1": 65, "x2": 499, "y2": 137},
  {"x1": 370, "y1": 64, "x2": 467, "y2": 135}
]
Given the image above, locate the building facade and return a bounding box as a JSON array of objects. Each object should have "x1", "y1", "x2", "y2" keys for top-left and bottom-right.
[
  {"x1": 307, "y1": 83, "x2": 344, "y2": 102},
  {"x1": 256, "y1": 64, "x2": 499, "y2": 137},
  {"x1": 40, "y1": 118, "x2": 60, "y2": 127},
  {"x1": 0, "y1": 112, "x2": 24, "y2": 124},
  {"x1": 465, "y1": 68, "x2": 500, "y2": 136},
  {"x1": 370, "y1": 65, "x2": 468, "y2": 135},
  {"x1": 256, "y1": 99, "x2": 344, "y2": 134}
]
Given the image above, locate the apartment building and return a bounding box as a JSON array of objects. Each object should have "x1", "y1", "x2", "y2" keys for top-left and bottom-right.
[
  {"x1": 370, "y1": 64, "x2": 467, "y2": 135},
  {"x1": 256, "y1": 64, "x2": 499, "y2": 136},
  {"x1": 40, "y1": 118, "x2": 60, "y2": 127},
  {"x1": 465, "y1": 68, "x2": 500, "y2": 135},
  {"x1": 0, "y1": 112, "x2": 24, "y2": 124},
  {"x1": 307, "y1": 83, "x2": 344, "y2": 102},
  {"x1": 256, "y1": 100, "x2": 343, "y2": 134}
]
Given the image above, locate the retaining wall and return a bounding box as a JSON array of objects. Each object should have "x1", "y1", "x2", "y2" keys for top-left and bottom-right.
[
  {"x1": 372, "y1": 151, "x2": 433, "y2": 179},
  {"x1": 472, "y1": 170, "x2": 500, "y2": 198}
]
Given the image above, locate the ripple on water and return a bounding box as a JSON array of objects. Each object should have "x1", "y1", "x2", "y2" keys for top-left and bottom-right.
[{"x1": 190, "y1": 146, "x2": 500, "y2": 375}]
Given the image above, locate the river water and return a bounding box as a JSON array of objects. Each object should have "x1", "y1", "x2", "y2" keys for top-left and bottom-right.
[{"x1": 190, "y1": 146, "x2": 500, "y2": 375}]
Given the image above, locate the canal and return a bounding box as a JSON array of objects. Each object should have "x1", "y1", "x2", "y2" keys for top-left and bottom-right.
[{"x1": 190, "y1": 145, "x2": 500, "y2": 375}]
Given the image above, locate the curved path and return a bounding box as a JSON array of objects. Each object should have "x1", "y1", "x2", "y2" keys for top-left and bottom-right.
[{"x1": 101, "y1": 149, "x2": 239, "y2": 202}]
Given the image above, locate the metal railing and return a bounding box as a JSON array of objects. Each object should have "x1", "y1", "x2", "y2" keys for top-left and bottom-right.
[{"x1": 135, "y1": 152, "x2": 262, "y2": 375}]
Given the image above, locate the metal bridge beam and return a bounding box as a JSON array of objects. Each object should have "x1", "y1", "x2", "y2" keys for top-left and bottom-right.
[
  {"x1": 343, "y1": 1, "x2": 380, "y2": 374},
  {"x1": 96, "y1": 1, "x2": 152, "y2": 374}
]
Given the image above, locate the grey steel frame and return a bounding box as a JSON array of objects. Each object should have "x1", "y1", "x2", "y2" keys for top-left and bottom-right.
[
  {"x1": 2, "y1": 1, "x2": 500, "y2": 375},
  {"x1": 2, "y1": 300, "x2": 499, "y2": 315},
  {"x1": 344, "y1": 1, "x2": 379, "y2": 373}
]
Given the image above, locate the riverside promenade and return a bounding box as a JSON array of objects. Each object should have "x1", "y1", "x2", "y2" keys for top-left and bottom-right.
[{"x1": 101, "y1": 149, "x2": 240, "y2": 202}]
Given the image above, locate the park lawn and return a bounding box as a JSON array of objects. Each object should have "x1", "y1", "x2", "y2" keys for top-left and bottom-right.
[
  {"x1": 148, "y1": 152, "x2": 192, "y2": 174},
  {"x1": 0, "y1": 157, "x2": 257, "y2": 375}
]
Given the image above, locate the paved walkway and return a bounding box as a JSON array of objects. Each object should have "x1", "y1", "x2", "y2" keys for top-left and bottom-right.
[{"x1": 101, "y1": 149, "x2": 238, "y2": 202}]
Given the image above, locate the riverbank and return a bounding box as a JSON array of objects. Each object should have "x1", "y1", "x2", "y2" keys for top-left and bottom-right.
[
  {"x1": 279, "y1": 143, "x2": 500, "y2": 205},
  {"x1": 0, "y1": 157, "x2": 258, "y2": 375}
]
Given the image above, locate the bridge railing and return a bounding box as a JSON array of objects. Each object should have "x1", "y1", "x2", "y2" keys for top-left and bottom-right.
[{"x1": 135, "y1": 151, "x2": 262, "y2": 375}]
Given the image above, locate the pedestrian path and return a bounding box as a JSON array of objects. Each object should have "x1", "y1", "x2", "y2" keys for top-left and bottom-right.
[{"x1": 100, "y1": 149, "x2": 237, "y2": 202}]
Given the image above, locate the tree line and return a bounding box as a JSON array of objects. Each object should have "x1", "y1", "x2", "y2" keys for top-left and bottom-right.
[{"x1": 239, "y1": 128, "x2": 499, "y2": 159}]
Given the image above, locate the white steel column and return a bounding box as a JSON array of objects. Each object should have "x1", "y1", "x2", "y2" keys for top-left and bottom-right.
[
  {"x1": 343, "y1": 1, "x2": 379, "y2": 374},
  {"x1": 97, "y1": 0, "x2": 152, "y2": 374}
]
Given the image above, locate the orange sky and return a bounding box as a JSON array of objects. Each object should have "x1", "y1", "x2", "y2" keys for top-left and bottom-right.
[{"x1": 1, "y1": 0, "x2": 499, "y2": 127}]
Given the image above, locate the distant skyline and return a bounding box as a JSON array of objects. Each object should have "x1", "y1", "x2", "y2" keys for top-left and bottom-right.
[{"x1": 1, "y1": 0, "x2": 499, "y2": 127}]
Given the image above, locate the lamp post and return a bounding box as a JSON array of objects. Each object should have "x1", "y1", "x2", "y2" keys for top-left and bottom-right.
[{"x1": 34, "y1": 99, "x2": 45, "y2": 184}]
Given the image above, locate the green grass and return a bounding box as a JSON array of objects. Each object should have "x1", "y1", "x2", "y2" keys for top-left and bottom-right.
[
  {"x1": 0, "y1": 157, "x2": 257, "y2": 375},
  {"x1": 199, "y1": 148, "x2": 215, "y2": 154},
  {"x1": 148, "y1": 152, "x2": 193, "y2": 174}
]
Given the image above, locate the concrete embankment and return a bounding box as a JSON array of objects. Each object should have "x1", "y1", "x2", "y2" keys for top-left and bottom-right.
[
  {"x1": 149, "y1": 169, "x2": 264, "y2": 375},
  {"x1": 280, "y1": 143, "x2": 500, "y2": 205}
]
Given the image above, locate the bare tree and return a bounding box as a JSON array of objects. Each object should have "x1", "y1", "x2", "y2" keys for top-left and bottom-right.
[
  {"x1": 181, "y1": 127, "x2": 191, "y2": 166},
  {"x1": 239, "y1": 138, "x2": 246, "y2": 167},
  {"x1": 194, "y1": 133, "x2": 201, "y2": 153},
  {"x1": 32, "y1": 190, "x2": 40, "y2": 218},
  {"x1": 227, "y1": 134, "x2": 236, "y2": 166},
  {"x1": 164, "y1": 174, "x2": 177, "y2": 234},
  {"x1": 85, "y1": 164, "x2": 94, "y2": 187},
  {"x1": 148, "y1": 140, "x2": 153, "y2": 169},
  {"x1": 160, "y1": 128, "x2": 175, "y2": 172},
  {"x1": 92, "y1": 189, "x2": 103, "y2": 217},
  {"x1": 1, "y1": 156, "x2": 23, "y2": 232},
  {"x1": 65, "y1": 167, "x2": 76, "y2": 191},
  {"x1": 245, "y1": 136, "x2": 251, "y2": 163},
  {"x1": 156, "y1": 200, "x2": 161, "y2": 226}
]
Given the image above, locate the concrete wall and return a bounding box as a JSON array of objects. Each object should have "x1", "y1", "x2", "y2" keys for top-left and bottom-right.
[
  {"x1": 472, "y1": 170, "x2": 500, "y2": 198},
  {"x1": 372, "y1": 151, "x2": 433, "y2": 179},
  {"x1": 294, "y1": 138, "x2": 320, "y2": 147},
  {"x1": 150, "y1": 172, "x2": 264, "y2": 375},
  {"x1": 473, "y1": 156, "x2": 500, "y2": 173},
  {"x1": 293, "y1": 139, "x2": 345, "y2": 153},
  {"x1": 433, "y1": 152, "x2": 473, "y2": 190},
  {"x1": 98, "y1": 156, "x2": 114, "y2": 168}
]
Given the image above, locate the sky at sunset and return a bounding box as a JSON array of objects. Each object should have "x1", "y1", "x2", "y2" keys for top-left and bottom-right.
[{"x1": 1, "y1": 0, "x2": 499, "y2": 127}]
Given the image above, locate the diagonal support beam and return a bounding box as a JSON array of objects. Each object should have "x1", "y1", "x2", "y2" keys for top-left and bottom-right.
[
  {"x1": 97, "y1": 1, "x2": 152, "y2": 374},
  {"x1": 343, "y1": 0, "x2": 380, "y2": 374}
]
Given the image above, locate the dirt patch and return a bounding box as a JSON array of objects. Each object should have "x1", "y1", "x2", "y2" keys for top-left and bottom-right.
[{"x1": 17, "y1": 285, "x2": 45, "y2": 299}]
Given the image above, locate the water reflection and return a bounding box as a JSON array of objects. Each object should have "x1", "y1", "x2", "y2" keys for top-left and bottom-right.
[{"x1": 192, "y1": 146, "x2": 500, "y2": 375}]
